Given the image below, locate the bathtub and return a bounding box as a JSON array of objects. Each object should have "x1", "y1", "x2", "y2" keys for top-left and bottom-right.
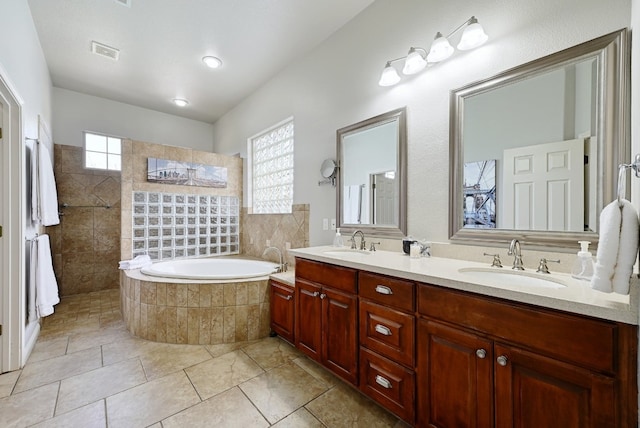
[
  {"x1": 141, "y1": 258, "x2": 278, "y2": 280},
  {"x1": 121, "y1": 257, "x2": 277, "y2": 345}
]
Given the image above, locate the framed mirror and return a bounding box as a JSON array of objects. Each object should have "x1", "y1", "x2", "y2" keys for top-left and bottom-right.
[
  {"x1": 449, "y1": 29, "x2": 629, "y2": 249},
  {"x1": 337, "y1": 107, "x2": 407, "y2": 237}
]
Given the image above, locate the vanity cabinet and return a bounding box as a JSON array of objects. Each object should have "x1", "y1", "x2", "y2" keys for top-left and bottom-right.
[
  {"x1": 295, "y1": 259, "x2": 358, "y2": 385},
  {"x1": 269, "y1": 279, "x2": 295, "y2": 344},
  {"x1": 417, "y1": 283, "x2": 637, "y2": 428}
]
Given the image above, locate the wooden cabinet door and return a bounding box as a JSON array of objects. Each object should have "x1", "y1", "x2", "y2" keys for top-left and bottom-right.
[
  {"x1": 494, "y1": 343, "x2": 616, "y2": 428},
  {"x1": 295, "y1": 279, "x2": 322, "y2": 361},
  {"x1": 322, "y1": 286, "x2": 358, "y2": 385},
  {"x1": 417, "y1": 319, "x2": 493, "y2": 428},
  {"x1": 270, "y1": 281, "x2": 295, "y2": 343}
]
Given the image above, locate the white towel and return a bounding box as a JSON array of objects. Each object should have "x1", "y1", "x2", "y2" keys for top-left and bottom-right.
[
  {"x1": 32, "y1": 234, "x2": 60, "y2": 317},
  {"x1": 343, "y1": 185, "x2": 362, "y2": 224},
  {"x1": 31, "y1": 143, "x2": 60, "y2": 226},
  {"x1": 119, "y1": 254, "x2": 152, "y2": 270},
  {"x1": 591, "y1": 199, "x2": 639, "y2": 294}
]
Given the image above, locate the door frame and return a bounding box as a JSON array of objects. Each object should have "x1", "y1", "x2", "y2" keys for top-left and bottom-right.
[{"x1": 0, "y1": 64, "x2": 25, "y2": 373}]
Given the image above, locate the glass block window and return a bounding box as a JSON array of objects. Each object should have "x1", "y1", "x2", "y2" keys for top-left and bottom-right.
[
  {"x1": 132, "y1": 191, "x2": 240, "y2": 260},
  {"x1": 84, "y1": 132, "x2": 122, "y2": 171},
  {"x1": 249, "y1": 118, "x2": 294, "y2": 214}
]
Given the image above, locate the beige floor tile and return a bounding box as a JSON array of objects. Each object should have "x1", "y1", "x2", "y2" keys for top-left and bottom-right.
[
  {"x1": 306, "y1": 384, "x2": 400, "y2": 428},
  {"x1": 293, "y1": 356, "x2": 338, "y2": 388},
  {"x1": 0, "y1": 382, "x2": 58, "y2": 427},
  {"x1": 272, "y1": 407, "x2": 325, "y2": 427},
  {"x1": 14, "y1": 347, "x2": 102, "y2": 393},
  {"x1": 106, "y1": 370, "x2": 200, "y2": 428},
  {"x1": 239, "y1": 361, "x2": 329, "y2": 424},
  {"x1": 101, "y1": 336, "x2": 159, "y2": 366},
  {"x1": 185, "y1": 350, "x2": 264, "y2": 400},
  {"x1": 32, "y1": 400, "x2": 106, "y2": 428},
  {"x1": 242, "y1": 337, "x2": 302, "y2": 370},
  {"x1": 0, "y1": 370, "x2": 20, "y2": 399},
  {"x1": 66, "y1": 324, "x2": 132, "y2": 354},
  {"x1": 38, "y1": 318, "x2": 101, "y2": 341},
  {"x1": 27, "y1": 336, "x2": 69, "y2": 364},
  {"x1": 139, "y1": 343, "x2": 212, "y2": 380},
  {"x1": 162, "y1": 387, "x2": 269, "y2": 428},
  {"x1": 56, "y1": 358, "x2": 146, "y2": 414},
  {"x1": 204, "y1": 340, "x2": 259, "y2": 358}
]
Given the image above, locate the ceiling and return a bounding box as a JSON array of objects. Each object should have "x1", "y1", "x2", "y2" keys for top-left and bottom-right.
[{"x1": 27, "y1": 0, "x2": 374, "y2": 124}]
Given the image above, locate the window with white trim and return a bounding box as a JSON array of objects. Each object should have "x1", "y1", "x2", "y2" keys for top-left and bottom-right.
[
  {"x1": 84, "y1": 131, "x2": 122, "y2": 171},
  {"x1": 249, "y1": 118, "x2": 294, "y2": 214}
]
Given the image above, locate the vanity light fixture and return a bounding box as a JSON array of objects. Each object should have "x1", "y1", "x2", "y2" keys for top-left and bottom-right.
[
  {"x1": 378, "y1": 15, "x2": 488, "y2": 86},
  {"x1": 173, "y1": 98, "x2": 189, "y2": 107},
  {"x1": 202, "y1": 55, "x2": 223, "y2": 69}
]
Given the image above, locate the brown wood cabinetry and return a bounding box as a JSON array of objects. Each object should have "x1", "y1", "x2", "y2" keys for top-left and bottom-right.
[
  {"x1": 269, "y1": 279, "x2": 295, "y2": 344},
  {"x1": 417, "y1": 283, "x2": 637, "y2": 428},
  {"x1": 295, "y1": 259, "x2": 358, "y2": 384}
]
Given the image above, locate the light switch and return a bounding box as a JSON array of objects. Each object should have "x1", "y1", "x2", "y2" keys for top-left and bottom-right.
[{"x1": 322, "y1": 218, "x2": 329, "y2": 230}]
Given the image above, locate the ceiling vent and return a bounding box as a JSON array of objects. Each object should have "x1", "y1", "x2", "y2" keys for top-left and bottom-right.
[
  {"x1": 91, "y1": 41, "x2": 120, "y2": 61},
  {"x1": 114, "y1": 0, "x2": 131, "y2": 7}
]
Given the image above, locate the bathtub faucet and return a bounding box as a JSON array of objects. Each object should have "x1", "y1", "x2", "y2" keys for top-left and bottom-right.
[{"x1": 262, "y1": 246, "x2": 287, "y2": 273}]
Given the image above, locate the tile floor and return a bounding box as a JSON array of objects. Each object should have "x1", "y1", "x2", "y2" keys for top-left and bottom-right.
[{"x1": 0, "y1": 289, "x2": 409, "y2": 427}]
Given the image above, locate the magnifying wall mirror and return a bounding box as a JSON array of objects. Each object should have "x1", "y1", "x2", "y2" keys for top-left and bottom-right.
[
  {"x1": 449, "y1": 29, "x2": 629, "y2": 249},
  {"x1": 337, "y1": 107, "x2": 407, "y2": 237}
]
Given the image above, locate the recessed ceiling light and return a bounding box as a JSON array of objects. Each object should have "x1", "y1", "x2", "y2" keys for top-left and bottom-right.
[
  {"x1": 173, "y1": 98, "x2": 189, "y2": 107},
  {"x1": 202, "y1": 56, "x2": 223, "y2": 69}
]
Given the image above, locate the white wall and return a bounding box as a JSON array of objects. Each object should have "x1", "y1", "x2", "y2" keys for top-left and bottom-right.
[
  {"x1": 211, "y1": 0, "x2": 632, "y2": 246},
  {"x1": 52, "y1": 88, "x2": 214, "y2": 151}
]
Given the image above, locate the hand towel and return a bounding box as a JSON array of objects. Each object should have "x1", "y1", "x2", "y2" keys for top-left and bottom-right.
[
  {"x1": 590, "y1": 200, "x2": 622, "y2": 292},
  {"x1": 31, "y1": 143, "x2": 60, "y2": 226},
  {"x1": 119, "y1": 254, "x2": 152, "y2": 270},
  {"x1": 612, "y1": 200, "x2": 639, "y2": 294},
  {"x1": 33, "y1": 234, "x2": 60, "y2": 317}
]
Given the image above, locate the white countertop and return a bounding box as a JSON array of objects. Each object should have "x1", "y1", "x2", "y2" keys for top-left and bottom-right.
[{"x1": 289, "y1": 246, "x2": 639, "y2": 325}]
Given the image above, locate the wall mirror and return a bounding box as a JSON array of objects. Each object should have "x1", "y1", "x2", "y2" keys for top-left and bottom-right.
[
  {"x1": 449, "y1": 29, "x2": 629, "y2": 249},
  {"x1": 337, "y1": 107, "x2": 407, "y2": 237}
]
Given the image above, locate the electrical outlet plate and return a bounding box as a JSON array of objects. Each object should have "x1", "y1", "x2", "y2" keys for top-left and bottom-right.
[
  {"x1": 330, "y1": 218, "x2": 336, "y2": 230},
  {"x1": 322, "y1": 218, "x2": 329, "y2": 230}
]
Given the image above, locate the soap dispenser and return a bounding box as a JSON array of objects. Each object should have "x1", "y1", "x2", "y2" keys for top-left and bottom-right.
[
  {"x1": 571, "y1": 240, "x2": 594, "y2": 281},
  {"x1": 333, "y1": 228, "x2": 344, "y2": 247}
]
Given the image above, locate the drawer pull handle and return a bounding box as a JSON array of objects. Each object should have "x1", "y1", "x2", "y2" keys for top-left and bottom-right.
[
  {"x1": 375, "y1": 324, "x2": 392, "y2": 336},
  {"x1": 375, "y1": 285, "x2": 393, "y2": 295},
  {"x1": 375, "y1": 375, "x2": 392, "y2": 389},
  {"x1": 476, "y1": 349, "x2": 486, "y2": 359},
  {"x1": 285, "y1": 295, "x2": 293, "y2": 301},
  {"x1": 497, "y1": 355, "x2": 508, "y2": 366},
  {"x1": 312, "y1": 292, "x2": 319, "y2": 297},
  {"x1": 320, "y1": 293, "x2": 327, "y2": 299}
]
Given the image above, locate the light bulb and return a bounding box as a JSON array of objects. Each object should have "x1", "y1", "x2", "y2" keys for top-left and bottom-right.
[
  {"x1": 457, "y1": 17, "x2": 488, "y2": 50},
  {"x1": 173, "y1": 98, "x2": 189, "y2": 107},
  {"x1": 427, "y1": 32, "x2": 454, "y2": 63},
  {"x1": 378, "y1": 63, "x2": 401, "y2": 86},
  {"x1": 402, "y1": 48, "x2": 427, "y2": 75},
  {"x1": 202, "y1": 56, "x2": 223, "y2": 68}
]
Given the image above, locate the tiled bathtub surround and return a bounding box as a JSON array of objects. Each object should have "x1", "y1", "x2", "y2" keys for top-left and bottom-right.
[
  {"x1": 47, "y1": 144, "x2": 121, "y2": 296},
  {"x1": 121, "y1": 271, "x2": 270, "y2": 344},
  {"x1": 132, "y1": 191, "x2": 240, "y2": 260}
]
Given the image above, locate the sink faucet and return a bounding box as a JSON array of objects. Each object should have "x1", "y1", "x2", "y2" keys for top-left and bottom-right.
[
  {"x1": 350, "y1": 230, "x2": 366, "y2": 250},
  {"x1": 262, "y1": 246, "x2": 287, "y2": 273},
  {"x1": 507, "y1": 239, "x2": 524, "y2": 270}
]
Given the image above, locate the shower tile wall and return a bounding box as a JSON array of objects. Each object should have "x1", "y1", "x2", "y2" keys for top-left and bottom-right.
[
  {"x1": 121, "y1": 140, "x2": 243, "y2": 260},
  {"x1": 47, "y1": 144, "x2": 121, "y2": 296}
]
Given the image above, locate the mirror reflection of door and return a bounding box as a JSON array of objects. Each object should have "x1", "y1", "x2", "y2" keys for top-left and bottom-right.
[{"x1": 371, "y1": 171, "x2": 397, "y2": 225}]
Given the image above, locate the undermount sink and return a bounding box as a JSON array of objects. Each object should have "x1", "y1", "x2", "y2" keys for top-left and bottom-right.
[
  {"x1": 457, "y1": 267, "x2": 567, "y2": 289},
  {"x1": 322, "y1": 248, "x2": 371, "y2": 257}
]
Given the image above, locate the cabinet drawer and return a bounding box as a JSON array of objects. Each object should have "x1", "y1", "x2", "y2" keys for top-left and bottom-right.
[
  {"x1": 360, "y1": 347, "x2": 415, "y2": 424},
  {"x1": 418, "y1": 284, "x2": 617, "y2": 374},
  {"x1": 296, "y1": 258, "x2": 357, "y2": 293},
  {"x1": 359, "y1": 300, "x2": 415, "y2": 367},
  {"x1": 359, "y1": 271, "x2": 414, "y2": 312}
]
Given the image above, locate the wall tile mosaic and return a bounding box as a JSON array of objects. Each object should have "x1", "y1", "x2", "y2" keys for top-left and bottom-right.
[{"x1": 132, "y1": 191, "x2": 240, "y2": 260}]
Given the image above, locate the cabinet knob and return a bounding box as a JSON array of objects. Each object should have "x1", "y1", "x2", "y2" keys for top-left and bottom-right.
[
  {"x1": 320, "y1": 293, "x2": 327, "y2": 299},
  {"x1": 475, "y1": 349, "x2": 487, "y2": 359},
  {"x1": 374, "y1": 324, "x2": 392, "y2": 336},
  {"x1": 375, "y1": 375, "x2": 392, "y2": 389},
  {"x1": 285, "y1": 295, "x2": 293, "y2": 301},
  {"x1": 497, "y1": 355, "x2": 508, "y2": 366},
  {"x1": 312, "y1": 291, "x2": 319, "y2": 297},
  {"x1": 375, "y1": 285, "x2": 393, "y2": 295}
]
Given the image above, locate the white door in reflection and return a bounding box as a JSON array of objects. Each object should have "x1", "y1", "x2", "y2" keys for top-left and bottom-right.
[{"x1": 502, "y1": 139, "x2": 584, "y2": 231}]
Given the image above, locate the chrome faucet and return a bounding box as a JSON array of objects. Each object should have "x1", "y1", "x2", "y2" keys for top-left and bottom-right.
[
  {"x1": 507, "y1": 239, "x2": 524, "y2": 270},
  {"x1": 262, "y1": 246, "x2": 287, "y2": 273},
  {"x1": 350, "y1": 230, "x2": 366, "y2": 250}
]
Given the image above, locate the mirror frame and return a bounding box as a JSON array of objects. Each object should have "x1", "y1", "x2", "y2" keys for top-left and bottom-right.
[
  {"x1": 337, "y1": 107, "x2": 408, "y2": 238},
  {"x1": 449, "y1": 29, "x2": 629, "y2": 250}
]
